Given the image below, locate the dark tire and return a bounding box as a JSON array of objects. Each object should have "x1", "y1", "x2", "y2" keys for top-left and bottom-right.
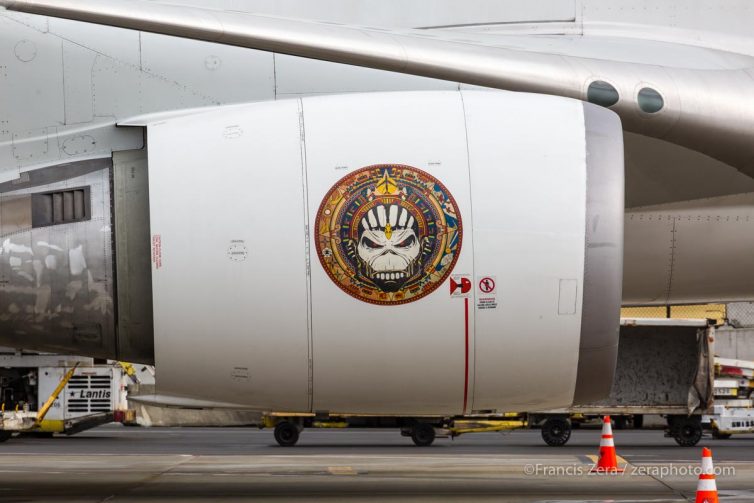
[
  {"x1": 541, "y1": 417, "x2": 571, "y2": 447},
  {"x1": 633, "y1": 414, "x2": 644, "y2": 429},
  {"x1": 712, "y1": 428, "x2": 732, "y2": 440},
  {"x1": 273, "y1": 422, "x2": 300, "y2": 447},
  {"x1": 20, "y1": 431, "x2": 53, "y2": 438},
  {"x1": 670, "y1": 417, "x2": 702, "y2": 447},
  {"x1": 410, "y1": 423, "x2": 436, "y2": 447},
  {"x1": 0, "y1": 431, "x2": 12, "y2": 443},
  {"x1": 614, "y1": 416, "x2": 627, "y2": 430}
]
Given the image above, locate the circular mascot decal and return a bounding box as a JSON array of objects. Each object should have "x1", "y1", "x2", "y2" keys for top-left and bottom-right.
[{"x1": 315, "y1": 164, "x2": 462, "y2": 305}]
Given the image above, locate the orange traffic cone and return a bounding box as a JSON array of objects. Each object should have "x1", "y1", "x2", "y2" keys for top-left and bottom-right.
[
  {"x1": 695, "y1": 447, "x2": 719, "y2": 503},
  {"x1": 591, "y1": 415, "x2": 623, "y2": 473}
]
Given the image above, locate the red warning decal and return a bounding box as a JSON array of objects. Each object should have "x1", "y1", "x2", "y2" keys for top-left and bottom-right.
[
  {"x1": 477, "y1": 275, "x2": 498, "y2": 310},
  {"x1": 479, "y1": 276, "x2": 496, "y2": 294},
  {"x1": 450, "y1": 274, "x2": 472, "y2": 297}
]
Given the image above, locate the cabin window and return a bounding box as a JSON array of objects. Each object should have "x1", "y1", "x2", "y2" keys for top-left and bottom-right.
[
  {"x1": 637, "y1": 87, "x2": 664, "y2": 113},
  {"x1": 31, "y1": 187, "x2": 91, "y2": 228},
  {"x1": 586, "y1": 80, "x2": 619, "y2": 108}
]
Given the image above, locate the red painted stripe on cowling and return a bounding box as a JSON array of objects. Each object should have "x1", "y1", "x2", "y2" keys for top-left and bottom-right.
[{"x1": 463, "y1": 297, "x2": 469, "y2": 414}]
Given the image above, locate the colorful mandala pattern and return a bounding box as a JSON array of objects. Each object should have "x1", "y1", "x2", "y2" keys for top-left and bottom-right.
[{"x1": 315, "y1": 164, "x2": 462, "y2": 305}]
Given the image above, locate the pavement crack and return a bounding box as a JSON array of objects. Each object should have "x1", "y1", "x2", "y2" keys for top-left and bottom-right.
[
  {"x1": 98, "y1": 455, "x2": 196, "y2": 502},
  {"x1": 643, "y1": 468, "x2": 692, "y2": 502}
]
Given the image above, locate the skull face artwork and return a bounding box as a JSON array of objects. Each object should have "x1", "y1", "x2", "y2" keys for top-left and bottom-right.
[
  {"x1": 355, "y1": 204, "x2": 423, "y2": 292},
  {"x1": 316, "y1": 165, "x2": 462, "y2": 305}
]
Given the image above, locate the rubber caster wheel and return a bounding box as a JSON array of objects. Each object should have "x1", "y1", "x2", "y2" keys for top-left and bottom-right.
[
  {"x1": 671, "y1": 417, "x2": 702, "y2": 447},
  {"x1": 541, "y1": 417, "x2": 571, "y2": 446},
  {"x1": 274, "y1": 422, "x2": 300, "y2": 447},
  {"x1": 20, "y1": 432, "x2": 53, "y2": 438},
  {"x1": 411, "y1": 423, "x2": 436, "y2": 447}
]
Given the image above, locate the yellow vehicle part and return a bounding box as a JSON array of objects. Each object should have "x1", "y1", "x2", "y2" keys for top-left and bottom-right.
[
  {"x1": 265, "y1": 412, "x2": 314, "y2": 418},
  {"x1": 34, "y1": 420, "x2": 66, "y2": 433},
  {"x1": 262, "y1": 413, "x2": 527, "y2": 435},
  {"x1": 499, "y1": 412, "x2": 523, "y2": 418},
  {"x1": 35, "y1": 363, "x2": 80, "y2": 426},
  {"x1": 449, "y1": 419, "x2": 527, "y2": 436},
  {"x1": 263, "y1": 415, "x2": 286, "y2": 428},
  {"x1": 312, "y1": 421, "x2": 349, "y2": 428},
  {"x1": 117, "y1": 362, "x2": 140, "y2": 384},
  {"x1": 118, "y1": 361, "x2": 136, "y2": 376}
]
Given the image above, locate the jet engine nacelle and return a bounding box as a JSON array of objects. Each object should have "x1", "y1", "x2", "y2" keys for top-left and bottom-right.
[{"x1": 144, "y1": 90, "x2": 624, "y2": 414}]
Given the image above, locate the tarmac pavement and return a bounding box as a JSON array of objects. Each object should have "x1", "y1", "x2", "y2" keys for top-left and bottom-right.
[{"x1": 1, "y1": 426, "x2": 753, "y2": 502}]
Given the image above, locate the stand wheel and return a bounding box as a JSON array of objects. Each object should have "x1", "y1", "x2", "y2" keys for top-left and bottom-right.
[
  {"x1": 670, "y1": 416, "x2": 702, "y2": 447},
  {"x1": 274, "y1": 421, "x2": 300, "y2": 447},
  {"x1": 541, "y1": 417, "x2": 571, "y2": 446},
  {"x1": 411, "y1": 423, "x2": 436, "y2": 447}
]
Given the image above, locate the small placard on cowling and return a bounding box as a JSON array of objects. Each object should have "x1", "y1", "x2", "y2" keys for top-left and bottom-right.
[{"x1": 477, "y1": 275, "x2": 498, "y2": 310}]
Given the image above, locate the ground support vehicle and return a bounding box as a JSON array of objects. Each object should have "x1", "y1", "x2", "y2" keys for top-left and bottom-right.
[
  {"x1": 531, "y1": 319, "x2": 715, "y2": 447},
  {"x1": 0, "y1": 351, "x2": 129, "y2": 441},
  {"x1": 703, "y1": 357, "x2": 754, "y2": 438}
]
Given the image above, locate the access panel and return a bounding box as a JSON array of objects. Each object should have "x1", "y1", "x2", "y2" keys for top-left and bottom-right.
[
  {"x1": 147, "y1": 100, "x2": 311, "y2": 411},
  {"x1": 304, "y1": 92, "x2": 475, "y2": 415}
]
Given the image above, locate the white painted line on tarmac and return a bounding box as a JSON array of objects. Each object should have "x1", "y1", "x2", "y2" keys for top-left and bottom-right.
[{"x1": 0, "y1": 453, "x2": 194, "y2": 457}]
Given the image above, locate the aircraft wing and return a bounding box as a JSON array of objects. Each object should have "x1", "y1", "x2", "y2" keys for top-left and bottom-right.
[{"x1": 2, "y1": 0, "x2": 754, "y2": 177}]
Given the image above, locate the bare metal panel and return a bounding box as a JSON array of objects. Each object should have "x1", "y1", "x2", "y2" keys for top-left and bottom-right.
[
  {"x1": 623, "y1": 132, "x2": 754, "y2": 208},
  {"x1": 573, "y1": 102, "x2": 624, "y2": 404},
  {"x1": 113, "y1": 148, "x2": 153, "y2": 364},
  {"x1": 672, "y1": 201, "x2": 754, "y2": 303},
  {"x1": 0, "y1": 194, "x2": 31, "y2": 234},
  {"x1": 0, "y1": 158, "x2": 116, "y2": 358},
  {"x1": 624, "y1": 193, "x2": 754, "y2": 305},
  {"x1": 623, "y1": 213, "x2": 674, "y2": 304}
]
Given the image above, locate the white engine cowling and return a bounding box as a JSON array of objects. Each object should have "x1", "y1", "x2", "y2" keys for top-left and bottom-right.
[{"x1": 145, "y1": 90, "x2": 623, "y2": 414}]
